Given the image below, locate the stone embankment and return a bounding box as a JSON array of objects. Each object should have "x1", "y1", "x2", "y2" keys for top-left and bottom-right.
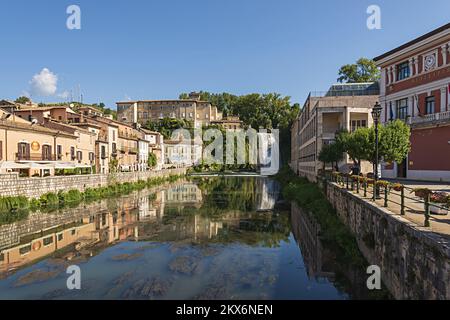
[
  {"x1": 0, "y1": 168, "x2": 186, "y2": 198},
  {"x1": 326, "y1": 182, "x2": 450, "y2": 300}
]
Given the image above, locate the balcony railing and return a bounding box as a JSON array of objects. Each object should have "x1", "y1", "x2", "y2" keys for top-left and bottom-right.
[
  {"x1": 16, "y1": 153, "x2": 57, "y2": 161},
  {"x1": 409, "y1": 110, "x2": 450, "y2": 125}
]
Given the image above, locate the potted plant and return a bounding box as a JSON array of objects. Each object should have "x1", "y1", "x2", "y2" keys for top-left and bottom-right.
[
  {"x1": 366, "y1": 178, "x2": 374, "y2": 185},
  {"x1": 375, "y1": 180, "x2": 390, "y2": 188},
  {"x1": 429, "y1": 192, "x2": 449, "y2": 215},
  {"x1": 390, "y1": 183, "x2": 403, "y2": 192},
  {"x1": 411, "y1": 188, "x2": 432, "y2": 199}
]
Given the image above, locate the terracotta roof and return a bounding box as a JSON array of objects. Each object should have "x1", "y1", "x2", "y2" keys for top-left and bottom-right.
[{"x1": 0, "y1": 120, "x2": 76, "y2": 138}]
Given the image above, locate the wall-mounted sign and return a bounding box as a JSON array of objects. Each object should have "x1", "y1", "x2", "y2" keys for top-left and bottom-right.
[{"x1": 31, "y1": 141, "x2": 40, "y2": 151}]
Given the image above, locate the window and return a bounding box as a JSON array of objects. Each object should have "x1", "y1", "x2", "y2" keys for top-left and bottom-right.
[
  {"x1": 0, "y1": 141, "x2": 2, "y2": 161},
  {"x1": 111, "y1": 143, "x2": 117, "y2": 155},
  {"x1": 70, "y1": 146, "x2": 76, "y2": 160},
  {"x1": 425, "y1": 96, "x2": 435, "y2": 114},
  {"x1": 397, "y1": 61, "x2": 410, "y2": 81},
  {"x1": 89, "y1": 152, "x2": 95, "y2": 162},
  {"x1": 350, "y1": 120, "x2": 367, "y2": 132},
  {"x1": 71, "y1": 229, "x2": 76, "y2": 236},
  {"x1": 77, "y1": 151, "x2": 83, "y2": 161},
  {"x1": 57, "y1": 233, "x2": 63, "y2": 241},
  {"x1": 396, "y1": 98, "x2": 408, "y2": 120},
  {"x1": 0, "y1": 252, "x2": 4, "y2": 262},
  {"x1": 19, "y1": 245, "x2": 31, "y2": 255},
  {"x1": 189, "y1": 113, "x2": 193, "y2": 118},
  {"x1": 43, "y1": 236, "x2": 53, "y2": 246},
  {"x1": 112, "y1": 130, "x2": 116, "y2": 141},
  {"x1": 42, "y1": 144, "x2": 52, "y2": 161},
  {"x1": 57, "y1": 145, "x2": 62, "y2": 160},
  {"x1": 101, "y1": 145, "x2": 106, "y2": 159},
  {"x1": 18, "y1": 142, "x2": 30, "y2": 160}
]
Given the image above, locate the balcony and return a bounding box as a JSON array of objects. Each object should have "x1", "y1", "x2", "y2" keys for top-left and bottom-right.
[
  {"x1": 409, "y1": 111, "x2": 450, "y2": 126},
  {"x1": 16, "y1": 153, "x2": 56, "y2": 161}
]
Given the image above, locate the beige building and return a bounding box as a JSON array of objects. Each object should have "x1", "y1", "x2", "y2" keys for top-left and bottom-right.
[
  {"x1": 42, "y1": 119, "x2": 96, "y2": 172},
  {"x1": 291, "y1": 83, "x2": 379, "y2": 181},
  {"x1": 164, "y1": 139, "x2": 202, "y2": 167},
  {"x1": 211, "y1": 116, "x2": 243, "y2": 130},
  {"x1": 0, "y1": 116, "x2": 79, "y2": 176},
  {"x1": 116, "y1": 92, "x2": 223, "y2": 128}
]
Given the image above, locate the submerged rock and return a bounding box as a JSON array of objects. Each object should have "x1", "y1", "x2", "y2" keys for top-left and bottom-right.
[
  {"x1": 13, "y1": 269, "x2": 60, "y2": 287},
  {"x1": 169, "y1": 256, "x2": 199, "y2": 275},
  {"x1": 110, "y1": 253, "x2": 143, "y2": 261},
  {"x1": 121, "y1": 277, "x2": 172, "y2": 299}
]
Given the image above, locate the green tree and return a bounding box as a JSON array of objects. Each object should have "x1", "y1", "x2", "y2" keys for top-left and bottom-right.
[
  {"x1": 378, "y1": 120, "x2": 411, "y2": 163},
  {"x1": 337, "y1": 58, "x2": 380, "y2": 83},
  {"x1": 337, "y1": 128, "x2": 372, "y2": 168},
  {"x1": 15, "y1": 96, "x2": 30, "y2": 104},
  {"x1": 144, "y1": 118, "x2": 193, "y2": 139},
  {"x1": 319, "y1": 142, "x2": 344, "y2": 171},
  {"x1": 147, "y1": 152, "x2": 157, "y2": 168},
  {"x1": 339, "y1": 120, "x2": 411, "y2": 168}
]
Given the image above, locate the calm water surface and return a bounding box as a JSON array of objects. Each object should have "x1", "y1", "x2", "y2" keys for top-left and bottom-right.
[{"x1": 0, "y1": 177, "x2": 389, "y2": 299}]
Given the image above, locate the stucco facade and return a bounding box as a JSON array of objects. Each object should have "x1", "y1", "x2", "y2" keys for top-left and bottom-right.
[{"x1": 375, "y1": 23, "x2": 450, "y2": 181}]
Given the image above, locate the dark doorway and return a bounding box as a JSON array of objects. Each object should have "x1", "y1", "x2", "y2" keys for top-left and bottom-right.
[{"x1": 397, "y1": 159, "x2": 407, "y2": 178}]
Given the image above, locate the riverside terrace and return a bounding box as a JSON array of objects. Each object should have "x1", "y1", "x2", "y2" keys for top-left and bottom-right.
[{"x1": 329, "y1": 173, "x2": 450, "y2": 239}]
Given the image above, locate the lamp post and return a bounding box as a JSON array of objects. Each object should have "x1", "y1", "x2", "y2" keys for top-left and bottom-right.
[{"x1": 371, "y1": 102, "x2": 382, "y2": 200}]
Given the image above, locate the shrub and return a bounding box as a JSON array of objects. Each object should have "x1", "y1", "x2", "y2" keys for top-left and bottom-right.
[{"x1": 39, "y1": 192, "x2": 59, "y2": 207}]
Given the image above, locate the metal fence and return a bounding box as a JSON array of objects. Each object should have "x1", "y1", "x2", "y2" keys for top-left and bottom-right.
[{"x1": 326, "y1": 173, "x2": 448, "y2": 227}]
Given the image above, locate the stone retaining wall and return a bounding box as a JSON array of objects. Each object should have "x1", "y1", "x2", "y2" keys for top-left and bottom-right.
[
  {"x1": 0, "y1": 168, "x2": 187, "y2": 198},
  {"x1": 326, "y1": 182, "x2": 450, "y2": 300}
]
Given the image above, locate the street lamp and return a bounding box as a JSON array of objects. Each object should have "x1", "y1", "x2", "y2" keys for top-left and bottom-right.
[{"x1": 371, "y1": 102, "x2": 382, "y2": 200}]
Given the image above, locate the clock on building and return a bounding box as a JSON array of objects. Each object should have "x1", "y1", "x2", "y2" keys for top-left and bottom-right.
[{"x1": 424, "y1": 53, "x2": 436, "y2": 71}]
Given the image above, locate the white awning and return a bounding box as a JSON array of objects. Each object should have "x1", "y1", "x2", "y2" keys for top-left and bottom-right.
[
  {"x1": 75, "y1": 163, "x2": 92, "y2": 168},
  {"x1": 0, "y1": 161, "x2": 29, "y2": 169},
  {"x1": 54, "y1": 162, "x2": 77, "y2": 169},
  {"x1": 28, "y1": 163, "x2": 53, "y2": 169}
]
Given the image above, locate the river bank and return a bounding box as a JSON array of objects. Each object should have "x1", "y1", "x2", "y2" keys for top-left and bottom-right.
[{"x1": 0, "y1": 169, "x2": 186, "y2": 226}]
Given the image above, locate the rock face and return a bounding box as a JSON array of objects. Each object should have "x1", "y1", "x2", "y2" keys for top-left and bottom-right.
[{"x1": 327, "y1": 183, "x2": 450, "y2": 300}]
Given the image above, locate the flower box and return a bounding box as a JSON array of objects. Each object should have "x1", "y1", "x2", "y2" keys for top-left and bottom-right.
[
  {"x1": 390, "y1": 183, "x2": 403, "y2": 192},
  {"x1": 429, "y1": 203, "x2": 448, "y2": 215}
]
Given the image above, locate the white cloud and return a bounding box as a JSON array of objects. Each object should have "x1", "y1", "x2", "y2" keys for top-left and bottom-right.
[{"x1": 29, "y1": 68, "x2": 58, "y2": 96}]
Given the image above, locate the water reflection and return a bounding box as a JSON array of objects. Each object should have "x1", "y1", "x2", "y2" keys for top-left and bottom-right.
[{"x1": 0, "y1": 177, "x2": 390, "y2": 299}]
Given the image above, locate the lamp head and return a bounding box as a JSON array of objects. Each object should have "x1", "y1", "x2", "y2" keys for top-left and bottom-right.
[{"x1": 371, "y1": 102, "x2": 382, "y2": 122}]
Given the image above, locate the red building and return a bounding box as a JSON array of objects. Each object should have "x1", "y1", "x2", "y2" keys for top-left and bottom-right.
[{"x1": 374, "y1": 23, "x2": 450, "y2": 181}]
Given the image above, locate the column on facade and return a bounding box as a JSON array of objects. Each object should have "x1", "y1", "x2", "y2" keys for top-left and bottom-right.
[
  {"x1": 408, "y1": 96, "x2": 414, "y2": 120},
  {"x1": 409, "y1": 58, "x2": 414, "y2": 76},
  {"x1": 385, "y1": 68, "x2": 390, "y2": 85},
  {"x1": 441, "y1": 87, "x2": 447, "y2": 112},
  {"x1": 392, "y1": 65, "x2": 397, "y2": 83},
  {"x1": 387, "y1": 66, "x2": 392, "y2": 84},
  {"x1": 414, "y1": 56, "x2": 419, "y2": 75},
  {"x1": 441, "y1": 44, "x2": 448, "y2": 66}
]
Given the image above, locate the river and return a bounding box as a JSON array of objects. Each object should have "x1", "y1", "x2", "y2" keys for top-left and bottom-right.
[{"x1": 0, "y1": 176, "x2": 391, "y2": 300}]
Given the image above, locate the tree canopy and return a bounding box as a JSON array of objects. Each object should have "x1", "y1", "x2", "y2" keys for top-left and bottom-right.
[
  {"x1": 15, "y1": 96, "x2": 31, "y2": 104},
  {"x1": 335, "y1": 120, "x2": 411, "y2": 167},
  {"x1": 337, "y1": 58, "x2": 380, "y2": 83}
]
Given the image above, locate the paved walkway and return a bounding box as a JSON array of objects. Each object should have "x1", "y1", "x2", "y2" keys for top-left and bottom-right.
[{"x1": 343, "y1": 180, "x2": 450, "y2": 239}]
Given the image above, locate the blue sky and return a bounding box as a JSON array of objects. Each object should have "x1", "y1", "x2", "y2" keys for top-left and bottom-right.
[{"x1": 1, "y1": 0, "x2": 449, "y2": 108}]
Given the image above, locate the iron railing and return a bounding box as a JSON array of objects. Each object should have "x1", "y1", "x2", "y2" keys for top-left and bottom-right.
[{"x1": 326, "y1": 173, "x2": 448, "y2": 228}]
